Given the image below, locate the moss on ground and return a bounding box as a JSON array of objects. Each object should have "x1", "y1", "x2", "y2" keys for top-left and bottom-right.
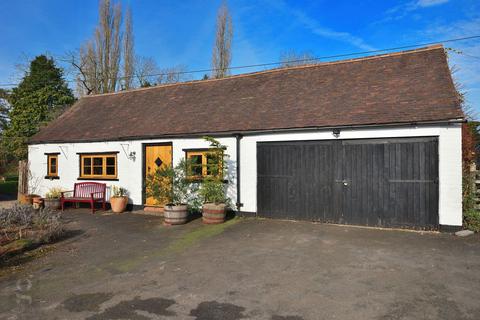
[
  {"x1": 165, "y1": 217, "x2": 241, "y2": 254},
  {"x1": 0, "y1": 243, "x2": 54, "y2": 277},
  {"x1": 112, "y1": 217, "x2": 242, "y2": 273}
]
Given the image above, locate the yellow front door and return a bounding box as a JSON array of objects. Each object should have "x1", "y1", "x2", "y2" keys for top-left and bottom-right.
[{"x1": 144, "y1": 144, "x2": 172, "y2": 206}]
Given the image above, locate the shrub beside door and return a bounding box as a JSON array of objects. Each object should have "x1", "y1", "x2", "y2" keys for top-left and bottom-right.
[{"x1": 145, "y1": 159, "x2": 197, "y2": 225}]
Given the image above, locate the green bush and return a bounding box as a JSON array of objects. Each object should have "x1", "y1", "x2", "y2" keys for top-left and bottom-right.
[
  {"x1": 145, "y1": 159, "x2": 199, "y2": 207},
  {"x1": 464, "y1": 210, "x2": 480, "y2": 232},
  {"x1": 198, "y1": 178, "x2": 227, "y2": 204},
  {"x1": 198, "y1": 136, "x2": 231, "y2": 206},
  {"x1": 0, "y1": 180, "x2": 17, "y2": 195},
  {"x1": 462, "y1": 168, "x2": 478, "y2": 232}
]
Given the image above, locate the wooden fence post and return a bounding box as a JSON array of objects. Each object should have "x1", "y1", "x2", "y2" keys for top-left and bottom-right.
[{"x1": 17, "y1": 160, "x2": 28, "y2": 201}]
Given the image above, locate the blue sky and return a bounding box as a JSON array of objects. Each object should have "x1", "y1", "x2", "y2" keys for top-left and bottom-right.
[{"x1": 0, "y1": 0, "x2": 479, "y2": 116}]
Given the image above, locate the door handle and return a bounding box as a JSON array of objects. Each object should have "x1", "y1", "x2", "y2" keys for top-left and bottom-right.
[{"x1": 335, "y1": 179, "x2": 349, "y2": 186}]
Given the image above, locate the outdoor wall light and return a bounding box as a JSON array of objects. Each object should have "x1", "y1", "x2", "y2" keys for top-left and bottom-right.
[
  {"x1": 332, "y1": 128, "x2": 341, "y2": 138},
  {"x1": 129, "y1": 151, "x2": 136, "y2": 160}
]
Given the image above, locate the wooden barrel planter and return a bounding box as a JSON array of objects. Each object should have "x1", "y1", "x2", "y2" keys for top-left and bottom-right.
[
  {"x1": 202, "y1": 203, "x2": 226, "y2": 224},
  {"x1": 164, "y1": 204, "x2": 188, "y2": 225},
  {"x1": 44, "y1": 198, "x2": 61, "y2": 210}
]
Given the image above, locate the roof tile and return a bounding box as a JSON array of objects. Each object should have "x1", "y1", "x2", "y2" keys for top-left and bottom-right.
[{"x1": 30, "y1": 45, "x2": 463, "y2": 144}]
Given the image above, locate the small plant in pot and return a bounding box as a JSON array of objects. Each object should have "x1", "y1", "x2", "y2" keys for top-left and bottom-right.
[
  {"x1": 198, "y1": 137, "x2": 230, "y2": 224},
  {"x1": 110, "y1": 186, "x2": 128, "y2": 213},
  {"x1": 145, "y1": 159, "x2": 195, "y2": 225},
  {"x1": 44, "y1": 187, "x2": 63, "y2": 209}
]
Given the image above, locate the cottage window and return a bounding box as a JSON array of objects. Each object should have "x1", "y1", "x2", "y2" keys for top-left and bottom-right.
[
  {"x1": 80, "y1": 154, "x2": 117, "y2": 179},
  {"x1": 47, "y1": 154, "x2": 59, "y2": 177},
  {"x1": 185, "y1": 150, "x2": 222, "y2": 179}
]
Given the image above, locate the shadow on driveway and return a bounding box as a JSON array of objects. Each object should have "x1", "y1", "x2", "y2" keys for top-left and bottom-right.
[{"x1": 0, "y1": 209, "x2": 478, "y2": 319}]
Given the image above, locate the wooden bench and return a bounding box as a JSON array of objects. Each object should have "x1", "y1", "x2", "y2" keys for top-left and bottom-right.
[{"x1": 61, "y1": 182, "x2": 107, "y2": 213}]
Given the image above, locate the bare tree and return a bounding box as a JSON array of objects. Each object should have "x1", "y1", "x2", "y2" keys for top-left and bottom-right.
[
  {"x1": 211, "y1": 1, "x2": 233, "y2": 79},
  {"x1": 135, "y1": 56, "x2": 158, "y2": 87},
  {"x1": 134, "y1": 56, "x2": 189, "y2": 87},
  {"x1": 122, "y1": 6, "x2": 134, "y2": 90},
  {"x1": 96, "y1": 0, "x2": 122, "y2": 92},
  {"x1": 67, "y1": 41, "x2": 101, "y2": 95},
  {"x1": 69, "y1": 0, "x2": 125, "y2": 95},
  {"x1": 157, "y1": 65, "x2": 189, "y2": 85},
  {"x1": 279, "y1": 50, "x2": 317, "y2": 68}
]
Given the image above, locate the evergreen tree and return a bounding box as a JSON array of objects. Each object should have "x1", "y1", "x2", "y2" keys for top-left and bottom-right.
[{"x1": 3, "y1": 55, "x2": 75, "y2": 159}]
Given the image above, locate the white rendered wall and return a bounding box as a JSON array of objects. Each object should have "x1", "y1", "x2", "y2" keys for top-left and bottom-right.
[
  {"x1": 28, "y1": 123, "x2": 462, "y2": 226},
  {"x1": 28, "y1": 137, "x2": 237, "y2": 207},
  {"x1": 240, "y1": 124, "x2": 462, "y2": 226}
]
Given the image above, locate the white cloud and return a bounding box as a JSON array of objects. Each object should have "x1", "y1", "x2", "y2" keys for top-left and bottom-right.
[
  {"x1": 266, "y1": 0, "x2": 375, "y2": 51},
  {"x1": 417, "y1": 0, "x2": 449, "y2": 8},
  {"x1": 291, "y1": 10, "x2": 376, "y2": 51},
  {"x1": 376, "y1": 0, "x2": 450, "y2": 24}
]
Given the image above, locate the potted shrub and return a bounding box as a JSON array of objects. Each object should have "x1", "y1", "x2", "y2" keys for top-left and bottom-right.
[
  {"x1": 44, "y1": 187, "x2": 63, "y2": 209},
  {"x1": 110, "y1": 186, "x2": 128, "y2": 213},
  {"x1": 199, "y1": 137, "x2": 230, "y2": 224},
  {"x1": 145, "y1": 159, "x2": 195, "y2": 225}
]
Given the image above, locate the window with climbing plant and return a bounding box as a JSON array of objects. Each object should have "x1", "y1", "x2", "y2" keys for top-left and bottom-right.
[{"x1": 185, "y1": 150, "x2": 223, "y2": 179}]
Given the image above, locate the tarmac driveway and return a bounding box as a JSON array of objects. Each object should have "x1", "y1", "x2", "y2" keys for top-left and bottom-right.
[{"x1": 0, "y1": 210, "x2": 479, "y2": 320}]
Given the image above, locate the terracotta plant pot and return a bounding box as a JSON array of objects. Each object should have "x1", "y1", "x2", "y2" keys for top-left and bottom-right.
[
  {"x1": 110, "y1": 196, "x2": 128, "y2": 213},
  {"x1": 164, "y1": 204, "x2": 188, "y2": 225},
  {"x1": 202, "y1": 203, "x2": 226, "y2": 224},
  {"x1": 25, "y1": 194, "x2": 40, "y2": 205},
  {"x1": 44, "y1": 198, "x2": 61, "y2": 210},
  {"x1": 32, "y1": 196, "x2": 43, "y2": 209}
]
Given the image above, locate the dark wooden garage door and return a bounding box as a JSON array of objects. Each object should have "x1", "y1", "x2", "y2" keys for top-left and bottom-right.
[{"x1": 257, "y1": 137, "x2": 439, "y2": 229}]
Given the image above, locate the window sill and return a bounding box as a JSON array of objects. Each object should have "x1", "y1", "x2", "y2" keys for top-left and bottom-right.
[
  {"x1": 186, "y1": 177, "x2": 228, "y2": 184},
  {"x1": 77, "y1": 177, "x2": 119, "y2": 181},
  {"x1": 45, "y1": 176, "x2": 60, "y2": 180}
]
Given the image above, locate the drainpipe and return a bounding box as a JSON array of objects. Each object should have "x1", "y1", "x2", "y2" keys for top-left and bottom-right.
[{"x1": 235, "y1": 134, "x2": 243, "y2": 214}]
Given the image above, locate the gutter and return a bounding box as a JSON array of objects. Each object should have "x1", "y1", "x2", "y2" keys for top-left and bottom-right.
[
  {"x1": 235, "y1": 134, "x2": 243, "y2": 213},
  {"x1": 28, "y1": 118, "x2": 465, "y2": 145}
]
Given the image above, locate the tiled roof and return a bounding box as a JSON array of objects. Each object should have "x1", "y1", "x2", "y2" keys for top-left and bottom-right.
[{"x1": 30, "y1": 45, "x2": 463, "y2": 144}]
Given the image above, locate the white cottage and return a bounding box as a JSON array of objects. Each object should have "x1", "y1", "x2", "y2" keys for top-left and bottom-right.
[{"x1": 28, "y1": 45, "x2": 464, "y2": 231}]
